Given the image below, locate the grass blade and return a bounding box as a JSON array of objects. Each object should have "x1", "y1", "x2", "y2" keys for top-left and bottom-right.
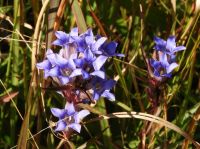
[{"x1": 70, "y1": 0, "x2": 87, "y2": 33}]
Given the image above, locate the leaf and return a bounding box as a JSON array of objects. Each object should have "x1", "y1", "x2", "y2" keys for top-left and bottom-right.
[
  {"x1": 0, "y1": 91, "x2": 18, "y2": 104},
  {"x1": 47, "y1": 0, "x2": 60, "y2": 49},
  {"x1": 0, "y1": 6, "x2": 13, "y2": 13},
  {"x1": 17, "y1": 109, "x2": 30, "y2": 149},
  {"x1": 77, "y1": 103, "x2": 102, "y2": 115},
  {"x1": 87, "y1": 0, "x2": 107, "y2": 37},
  {"x1": 87, "y1": 112, "x2": 200, "y2": 148},
  {"x1": 70, "y1": 0, "x2": 87, "y2": 33}
]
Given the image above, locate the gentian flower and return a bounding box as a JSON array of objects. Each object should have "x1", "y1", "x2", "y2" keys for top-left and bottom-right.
[
  {"x1": 52, "y1": 27, "x2": 79, "y2": 46},
  {"x1": 150, "y1": 52, "x2": 178, "y2": 78},
  {"x1": 36, "y1": 49, "x2": 76, "y2": 84},
  {"x1": 75, "y1": 29, "x2": 107, "y2": 54},
  {"x1": 154, "y1": 36, "x2": 186, "y2": 56},
  {"x1": 90, "y1": 77, "x2": 116, "y2": 101},
  {"x1": 150, "y1": 35, "x2": 186, "y2": 80},
  {"x1": 70, "y1": 49, "x2": 105, "y2": 79},
  {"x1": 51, "y1": 102, "x2": 90, "y2": 133},
  {"x1": 100, "y1": 41, "x2": 125, "y2": 57}
]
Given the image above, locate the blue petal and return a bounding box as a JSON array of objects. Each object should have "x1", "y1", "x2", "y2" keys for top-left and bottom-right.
[
  {"x1": 46, "y1": 49, "x2": 54, "y2": 55},
  {"x1": 67, "y1": 53, "x2": 77, "y2": 69},
  {"x1": 82, "y1": 70, "x2": 90, "y2": 79},
  {"x1": 85, "y1": 29, "x2": 95, "y2": 45},
  {"x1": 52, "y1": 39, "x2": 64, "y2": 46},
  {"x1": 52, "y1": 31, "x2": 69, "y2": 46},
  {"x1": 74, "y1": 110, "x2": 90, "y2": 123},
  {"x1": 36, "y1": 60, "x2": 51, "y2": 70},
  {"x1": 115, "y1": 53, "x2": 125, "y2": 57},
  {"x1": 46, "y1": 52, "x2": 56, "y2": 65},
  {"x1": 154, "y1": 69, "x2": 160, "y2": 77},
  {"x1": 150, "y1": 59, "x2": 160, "y2": 69},
  {"x1": 90, "y1": 70, "x2": 105, "y2": 79},
  {"x1": 48, "y1": 66, "x2": 60, "y2": 77},
  {"x1": 166, "y1": 36, "x2": 176, "y2": 52},
  {"x1": 70, "y1": 68, "x2": 83, "y2": 78},
  {"x1": 68, "y1": 123, "x2": 81, "y2": 133},
  {"x1": 163, "y1": 73, "x2": 172, "y2": 78},
  {"x1": 55, "y1": 31, "x2": 68, "y2": 40},
  {"x1": 93, "y1": 91, "x2": 100, "y2": 100},
  {"x1": 169, "y1": 54, "x2": 176, "y2": 63},
  {"x1": 173, "y1": 46, "x2": 186, "y2": 52},
  {"x1": 65, "y1": 102, "x2": 76, "y2": 115},
  {"x1": 85, "y1": 35, "x2": 94, "y2": 45},
  {"x1": 93, "y1": 55, "x2": 108, "y2": 70},
  {"x1": 104, "y1": 79, "x2": 116, "y2": 90},
  {"x1": 84, "y1": 49, "x2": 95, "y2": 62},
  {"x1": 101, "y1": 91, "x2": 115, "y2": 101},
  {"x1": 54, "y1": 54, "x2": 68, "y2": 68},
  {"x1": 73, "y1": 59, "x2": 84, "y2": 68},
  {"x1": 104, "y1": 41, "x2": 117, "y2": 55},
  {"x1": 44, "y1": 70, "x2": 50, "y2": 78},
  {"x1": 153, "y1": 36, "x2": 166, "y2": 51},
  {"x1": 51, "y1": 108, "x2": 66, "y2": 119},
  {"x1": 55, "y1": 121, "x2": 67, "y2": 131},
  {"x1": 59, "y1": 76, "x2": 69, "y2": 85},
  {"x1": 159, "y1": 52, "x2": 168, "y2": 66},
  {"x1": 70, "y1": 27, "x2": 78, "y2": 37},
  {"x1": 94, "y1": 37, "x2": 107, "y2": 51},
  {"x1": 84, "y1": 29, "x2": 94, "y2": 38},
  {"x1": 154, "y1": 36, "x2": 166, "y2": 44},
  {"x1": 166, "y1": 63, "x2": 178, "y2": 74}
]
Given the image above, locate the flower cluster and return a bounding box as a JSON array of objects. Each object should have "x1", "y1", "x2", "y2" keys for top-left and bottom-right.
[
  {"x1": 37, "y1": 28, "x2": 124, "y2": 134},
  {"x1": 150, "y1": 36, "x2": 186, "y2": 80}
]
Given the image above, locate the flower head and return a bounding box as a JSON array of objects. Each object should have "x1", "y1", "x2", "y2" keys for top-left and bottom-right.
[
  {"x1": 36, "y1": 27, "x2": 124, "y2": 137},
  {"x1": 90, "y1": 77, "x2": 116, "y2": 101},
  {"x1": 52, "y1": 27, "x2": 79, "y2": 46},
  {"x1": 36, "y1": 49, "x2": 76, "y2": 85},
  {"x1": 100, "y1": 41, "x2": 125, "y2": 57},
  {"x1": 154, "y1": 36, "x2": 186, "y2": 56},
  {"x1": 150, "y1": 35, "x2": 186, "y2": 80},
  {"x1": 51, "y1": 102, "x2": 90, "y2": 133}
]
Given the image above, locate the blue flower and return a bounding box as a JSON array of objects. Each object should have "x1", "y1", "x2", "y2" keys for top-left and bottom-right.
[
  {"x1": 90, "y1": 77, "x2": 116, "y2": 101},
  {"x1": 100, "y1": 41, "x2": 125, "y2": 57},
  {"x1": 70, "y1": 49, "x2": 105, "y2": 79},
  {"x1": 75, "y1": 29, "x2": 107, "y2": 54},
  {"x1": 150, "y1": 52, "x2": 178, "y2": 79},
  {"x1": 37, "y1": 27, "x2": 120, "y2": 104},
  {"x1": 154, "y1": 36, "x2": 186, "y2": 56},
  {"x1": 36, "y1": 49, "x2": 76, "y2": 84},
  {"x1": 51, "y1": 102, "x2": 90, "y2": 133},
  {"x1": 52, "y1": 27, "x2": 79, "y2": 46}
]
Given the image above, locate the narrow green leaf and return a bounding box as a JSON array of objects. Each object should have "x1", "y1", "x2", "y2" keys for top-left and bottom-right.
[
  {"x1": 47, "y1": 0, "x2": 60, "y2": 49},
  {"x1": 70, "y1": 0, "x2": 87, "y2": 33},
  {"x1": 17, "y1": 109, "x2": 30, "y2": 149},
  {"x1": 97, "y1": 99, "x2": 113, "y2": 149}
]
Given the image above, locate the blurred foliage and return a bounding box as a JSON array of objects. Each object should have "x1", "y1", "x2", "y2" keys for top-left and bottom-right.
[{"x1": 0, "y1": 0, "x2": 200, "y2": 148}]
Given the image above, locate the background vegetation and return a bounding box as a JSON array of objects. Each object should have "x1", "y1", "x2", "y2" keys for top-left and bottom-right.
[{"x1": 0, "y1": 0, "x2": 200, "y2": 148}]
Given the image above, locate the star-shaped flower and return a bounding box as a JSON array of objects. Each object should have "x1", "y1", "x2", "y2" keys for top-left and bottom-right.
[
  {"x1": 51, "y1": 102, "x2": 90, "y2": 133},
  {"x1": 36, "y1": 49, "x2": 76, "y2": 84},
  {"x1": 75, "y1": 29, "x2": 107, "y2": 54},
  {"x1": 150, "y1": 52, "x2": 178, "y2": 79},
  {"x1": 70, "y1": 49, "x2": 105, "y2": 79},
  {"x1": 154, "y1": 36, "x2": 186, "y2": 56},
  {"x1": 90, "y1": 77, "x2": 116, "y2": 101},
  {"x1": 52, "y1": 27, "x2": 79, "y2": 46}
]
